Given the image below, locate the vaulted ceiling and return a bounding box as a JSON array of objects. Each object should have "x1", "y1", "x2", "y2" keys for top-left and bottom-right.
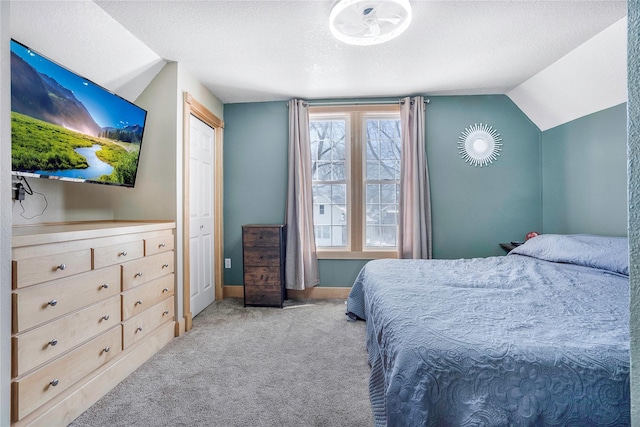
[{"x1": 10, "y1": 0, "x2": 628, "y2": 130}]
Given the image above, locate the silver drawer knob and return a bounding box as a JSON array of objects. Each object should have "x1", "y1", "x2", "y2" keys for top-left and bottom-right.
[
  {"x1": 162, "y1": 263, "x2": 169, "y2": 268},
  {"x1": 101, "y1": 283, "x2": 110, "y2": 289},
  {"x1": 159, "y1": 242, "x2": 166, "y2": 248},
  {"x1": 47, "y1": 299, "x2": 57, "y2": 307},
  {"x1": 103, "y1": 346, "x2": 110, "y2": 353},
  {"x1": 50, "y1": 379, "x2": 59, "y2": 387},
  {"x1": 135, "y1": 272, "x2": 143, "y2": 277},
  {"x1": 136, "y1": 300, "x2": 143, "y2": 306},
  {"x1": 163, "y1": 310, "x2": 169, "y2": 316},
  {"x1": 119, "y1": 251, "x2": 128, "y2": 256},
  {"x1": 102, "y1": 314, "x2": 110, "y2": 321},
  {"x1": 136, "y1": 326, "x2": 143, "y2": 332},
  {"x1": 162, "y1": 288, "x2": 169, "y2": 293},
  {"x1": 56, "y1": 264, "x2": 66, "y2": 271},
  {"x1": 49, "y1": 339, "x2": 58, "y2": 346}
]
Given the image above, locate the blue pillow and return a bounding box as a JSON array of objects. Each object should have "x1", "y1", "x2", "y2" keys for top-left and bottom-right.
[{"x1": 509, "y1": 234, "x2": 629, "y2": 276}]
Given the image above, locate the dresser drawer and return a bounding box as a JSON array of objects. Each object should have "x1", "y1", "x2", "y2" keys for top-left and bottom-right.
[
  {"x1": 13, "y1": 249, "x2": 92, "y2": 289},
  {"x1": 93, "y1": 240, "x2": 144, "y2": 269},
  {"x1": 12, "y1": 265, "x2": 120, "y2": 333},
  {"x1": 12, "y1": 326, "x2": 122, "y2": 421},
  {"x1": 144, "y1": 234, "x2": 174, "y2": 256},
  {"x1": 122, "y1": 274, "x2": 174, "y2": 320},
  {"x1": 243, "y1": 246, "x2": 281, "y2": 267},
  {"x1": 13, "y1": 296, "x2": 121, "y2": 376},
  {"x1": 243, "y1": 266, "x2": 281, "y2": 286},
  {"x1": 242, "y1": 227, "x2": 282, "y2": 246},
  {"x1": 123, "y1": 297, "x2": 174, "y2": 349},
  {"x1": 121, "y1": 251, "x2": 174, "y2": 291}
]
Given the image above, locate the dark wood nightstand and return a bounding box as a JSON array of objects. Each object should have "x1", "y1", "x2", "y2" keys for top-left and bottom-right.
[
  {"x1": 499, "y1": 242, "x2": 521, "y2": 253},
  {"x1": 242, "y1": 224, "x2": 286, "y2": 308}
]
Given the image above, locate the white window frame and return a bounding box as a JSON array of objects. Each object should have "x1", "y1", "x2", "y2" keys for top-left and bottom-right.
[{"x1": 309, "y1": 105, "x2": 400, "y2": 260}]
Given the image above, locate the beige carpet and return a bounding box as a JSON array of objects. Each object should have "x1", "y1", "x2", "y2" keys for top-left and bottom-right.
[{"x1": 69, "y1": 298, "x2": 373, "y2": 427}]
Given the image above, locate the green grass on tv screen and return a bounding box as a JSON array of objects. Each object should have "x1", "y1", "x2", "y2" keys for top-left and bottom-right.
[{"x1": 11, "y1": 111, "x2": 140, "y2": 186}]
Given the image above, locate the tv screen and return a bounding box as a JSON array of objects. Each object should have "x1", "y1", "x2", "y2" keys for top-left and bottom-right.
[{"x1": 10, "y1": 39, "x2": 148, "y2": 188}]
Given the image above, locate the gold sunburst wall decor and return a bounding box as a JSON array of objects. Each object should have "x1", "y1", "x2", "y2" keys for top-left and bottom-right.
[{"x1": 457, "y1": 123, "x2": 503, "y2": 167}]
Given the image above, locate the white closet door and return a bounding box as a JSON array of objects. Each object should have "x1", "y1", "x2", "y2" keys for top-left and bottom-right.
[{"x1": 189, "y1": 114, "x2": 215, "y2": 317}]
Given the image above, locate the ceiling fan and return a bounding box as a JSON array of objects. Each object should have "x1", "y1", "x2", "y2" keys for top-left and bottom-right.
[{"x1": 329, "y1": 0, "x2": 413, "y2": 46}]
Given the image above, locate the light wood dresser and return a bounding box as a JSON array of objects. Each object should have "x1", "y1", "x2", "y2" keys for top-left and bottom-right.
[
  {"x1": 11, "y1": 221, "x2": 176, "y2": 426},
  {"x1": 242, "y1": 224, "x2": 286, "y2": 308}
]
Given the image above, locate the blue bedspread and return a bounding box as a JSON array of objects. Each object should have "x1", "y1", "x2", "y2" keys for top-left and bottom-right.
[{"x1": 347, "y1": 235, "x2": 630, "y2": 426}]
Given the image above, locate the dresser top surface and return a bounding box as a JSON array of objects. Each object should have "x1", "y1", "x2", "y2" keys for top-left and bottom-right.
[{"x1": 12, "y1": 220, "x2": 176, "y2": 248}]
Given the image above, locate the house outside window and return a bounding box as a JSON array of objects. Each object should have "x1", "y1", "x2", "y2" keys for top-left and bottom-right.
[{"x1": 309, "y1": 105, "x2": 400, "y2": 259}]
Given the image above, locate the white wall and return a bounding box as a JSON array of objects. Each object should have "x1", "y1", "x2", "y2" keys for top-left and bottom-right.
[
  {"x1": 111, "y1": 61, "x2": 224, "y2": 322},
  {"x1": 508, "y1": 17, "x2": 628, "y2": 131},
  {"x1": 1, "y1": 2, "x2": 12, "y2": 424},
  {"x1": 11, "y1": 179, "x2": 116, "y2": 225}
]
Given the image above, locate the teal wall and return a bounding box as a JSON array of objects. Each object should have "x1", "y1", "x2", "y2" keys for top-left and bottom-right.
[
  {"x1": 223, "y1": 95, "x2": 541, "y2": 286},
  {"x1": 223, "y1": 102, "x2": 288, "y2": 286},
  {"x1": 426, "y1": 96, "x2": 541, "y2": 259},
  {"x1": 541, "y1": 103, "x2": 628, "y2": 236}
]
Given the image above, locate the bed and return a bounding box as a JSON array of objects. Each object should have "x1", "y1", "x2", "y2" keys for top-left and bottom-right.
[{"x1": 346, "y1": 234, "x2": 630, "y2": 426}]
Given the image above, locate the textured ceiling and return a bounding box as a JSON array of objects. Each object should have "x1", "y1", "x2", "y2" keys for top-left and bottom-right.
[
  {"x1": 94, "y1": 0, "x2": 627, "y2": 104},
  {"x1": 11, "y1": 1, "x2": 627, "y2": 105}
]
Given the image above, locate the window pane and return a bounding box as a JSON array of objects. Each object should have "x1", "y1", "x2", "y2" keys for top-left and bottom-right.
[
  {"x1": 332, "y1": 160, "x2": 345, "y2": 180},
  {"x1": 365, "y1": 118, "x2": 401, "y2": 183},
  {"x1": 331, "y1": 225, "x2": 347, "y2": 246},
  {"x1": 380, "y1": 159, "x2": 399, "y2": 180},
  {"x1": 366, "y1": 184, "x2": 380, "y2": 204},
  {"x1": 332, "y1": 184, "x2": 346, "y2": 204},
  {"x1": 310, "y1": 119, "x2": 346, "y2": 181},
  {"x1": 366, "y1": 160, "x2": 380, "y2": 180},
  {"x1": 366, "y1": 202, "x2": 380, "y2": 225},
  {"x1": 312, "y1": 181, "x2": 347, "y2": 248},
  {"x1": 380, "y1": 184, "x2": 397, "y2": 204},
  {"x1": 364, "y1": 117, "x2": 400, "y2": 249},
  {"x1": 381, "y1": 204, "x2": 397, "y2": 224}
]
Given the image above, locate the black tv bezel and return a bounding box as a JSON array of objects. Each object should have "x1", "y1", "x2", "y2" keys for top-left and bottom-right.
[{"x1": 10, "y1": 38, "x2": 149, "y2": 189}]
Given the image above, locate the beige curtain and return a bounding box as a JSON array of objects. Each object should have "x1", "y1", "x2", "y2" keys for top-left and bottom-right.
[
  {"x1": 285, "y1": 99, "x2": 320, "y2": 290},
  {"x1": 398, "y1": 96, "x2": 432, "y2": 259}
]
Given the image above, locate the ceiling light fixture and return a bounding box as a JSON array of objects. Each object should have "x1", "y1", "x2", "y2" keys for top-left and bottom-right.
[{"x1": 329, "y1": 0, "x2": 412, "y2": 46}]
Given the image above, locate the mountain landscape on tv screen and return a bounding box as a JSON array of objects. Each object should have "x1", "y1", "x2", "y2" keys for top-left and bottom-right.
[{"x1": 10, "y1": 52, "x2": 143, "y2": 143}]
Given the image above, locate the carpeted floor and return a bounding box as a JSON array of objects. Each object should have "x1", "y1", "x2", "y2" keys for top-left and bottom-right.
[{"x1": 69, "y1": 298, "x2": 373, "y2": 427}]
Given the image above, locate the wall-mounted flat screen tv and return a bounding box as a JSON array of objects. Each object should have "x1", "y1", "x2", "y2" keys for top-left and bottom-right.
[{"x1": 10, "y1": 39, "x2": 148, "y2": 188}]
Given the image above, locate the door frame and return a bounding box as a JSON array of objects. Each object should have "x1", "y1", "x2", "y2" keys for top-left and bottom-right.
[{"x1": 182, "y1": 92, "x2": 224, "y2": 332}]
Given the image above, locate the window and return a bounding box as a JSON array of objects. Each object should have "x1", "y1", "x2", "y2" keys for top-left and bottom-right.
[{"x1": 309, "y1": 105, "x2": 401, "y2": 259}]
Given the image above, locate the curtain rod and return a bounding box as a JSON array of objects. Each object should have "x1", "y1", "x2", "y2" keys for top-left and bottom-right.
[{"x1": 306, "y1": 98, "x2": 430, "y2": 106}]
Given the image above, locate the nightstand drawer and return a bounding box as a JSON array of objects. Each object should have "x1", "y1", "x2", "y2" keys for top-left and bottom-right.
[
  {"x1": 243, "y1": 227, "x2": 282, "y2": 246},
  {"x1": 12, "y1": 265, "x2": 120, "y2": 333},
  {"x1": 243, "y1": 246, "x2": 281, "y2": 267},
  {"x1": 13, "y1": 296, "x2": 121, "y2": 376},
  {"x1": 13, "y1": 249, "x2": 92, "y2": 289},
  {"x1": 244, "y1": 284, "x2": 283, "y2": 307},
  {"x1": 243, "y1": 266, "x2": 281, "y2": 286},
  {"x1": 13, "y1": 326, "x2": 122, "y2": 421}
]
